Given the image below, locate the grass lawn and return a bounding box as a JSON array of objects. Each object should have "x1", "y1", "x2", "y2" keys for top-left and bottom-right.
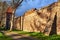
[
  {"x1": 0, "y1": 32, "x2": 13, "y2": 40},
  {"x1": 13, "y1": 31, "x2": 60, "y2": 40}
]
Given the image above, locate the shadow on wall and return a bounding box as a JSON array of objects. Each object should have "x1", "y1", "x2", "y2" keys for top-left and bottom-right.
[
  {"x1": 49, "y1": 14, "x2": 57, "y2": 35},
  {"x1": 30, "y1": 12, "x2": 57, "y2": 35},
  {"x1": 30, "y1": 19, "x2": 42, "y2": 32}
]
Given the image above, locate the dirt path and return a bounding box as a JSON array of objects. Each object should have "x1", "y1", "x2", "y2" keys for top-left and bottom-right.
[{"x1": 1, "y1": 31, "x2": 38, "y2": 40}]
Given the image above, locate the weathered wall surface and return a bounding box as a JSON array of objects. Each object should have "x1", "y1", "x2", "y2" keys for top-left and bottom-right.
[
  {"x1": 23, "y1": 8, "x2": 48, "y2": 32},
  {"x1": 57, "y1": 2, "x2": 60, "y2": 35},
  {"x1": 14, "y1": 17, "x2": 21, "y2": 30},
  {"x1": 15, "y1": 2, "x2": 60, "y2": 35},
  {"x1": 23, "y1": 9, "x2": 41, "y2": 32}
]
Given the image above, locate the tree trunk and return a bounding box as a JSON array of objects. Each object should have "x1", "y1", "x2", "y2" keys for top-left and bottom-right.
[{"x1": 10, "y1": 13, "x2": 14, "y2": 31}]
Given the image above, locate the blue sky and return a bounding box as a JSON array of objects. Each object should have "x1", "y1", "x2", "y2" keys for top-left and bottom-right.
[
  {"x1": 2, "y1": 0, "x2": 58, "y2": 17},
  {"x1": 15, "y1": 0, "x2": 57, "y2": 17}
]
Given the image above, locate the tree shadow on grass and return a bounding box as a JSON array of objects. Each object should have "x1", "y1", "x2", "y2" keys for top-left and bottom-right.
[
  {"x1": 7, "y1": 34, "x2": 38, "y2": 40},
  {"x1": 13, "y1": 37, "x2": 38, "y2": 40}
]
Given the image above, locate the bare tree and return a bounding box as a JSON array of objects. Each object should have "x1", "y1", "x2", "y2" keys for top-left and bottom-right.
[
  {"x1": 0, "y1": 1, "x2": 8, "y2": 28},
  {"x1": 10, "y1": 0, "x2": 23, "y2": 31}
]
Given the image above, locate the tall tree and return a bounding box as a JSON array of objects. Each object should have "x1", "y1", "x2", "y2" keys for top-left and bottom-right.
[
  {"x1": 0, "y1": 1, "x2": 8, "y2": 27},
  {"x1": 9, "y1": 0, "x2": 23, "y2": 31}
]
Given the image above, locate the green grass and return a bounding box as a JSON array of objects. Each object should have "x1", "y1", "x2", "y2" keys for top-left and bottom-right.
[
  {"x1": 0, "y1": 32, "x2": 13, "y2": 40},
  {"x1": 0, "y1": 26, "x2": 5, "y2": 30},
  {"x1": 13, "y1": 31, "x2": 60, "y2": 40}
]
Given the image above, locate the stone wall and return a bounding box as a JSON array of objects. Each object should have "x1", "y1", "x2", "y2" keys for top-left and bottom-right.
[
  {"x1": 14, "y1": 17, "x2": 21, "y2": 30},
  {"x1": 57, "y1": 2, "x2": 60, "y2": 35},
  {"x1": 15, "y1": 2, "x2": 60, "y2": 35}
]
